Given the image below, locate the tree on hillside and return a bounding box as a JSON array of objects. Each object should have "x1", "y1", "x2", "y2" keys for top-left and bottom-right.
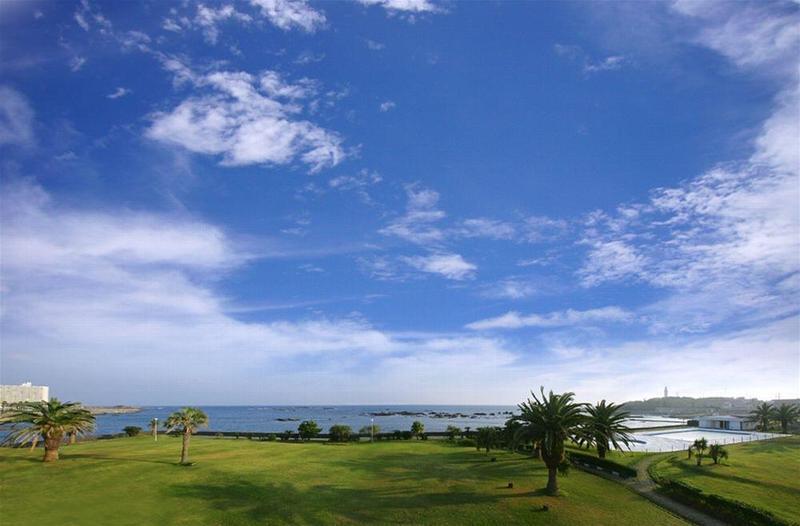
[
  {"x1": 164, "y1": 407, "x2": 208, "y2": 465},
  {"x1": 692, "y1": 438, "x2": 708, "y2": 466},
  {"x1": 476, "y1": 427, "x2": 499, "y2": 454},
  {"x1": 577, "y1": 400, "x2": 634, "y2": 459},
  {"x1": 774, "y1": 403, "x2": 799, "y2": 434},
  {"x1": 708, "y1": 444, "x2": 728, "y2": 465},
  {"x1": 411, "y1": 421, "x2": 425, "y2": 439},
  {"x1": 0, "y1": 399, "x2": 95, "y2": 462},
  {"x1": 749, "y1": 402, "x2": 775, "y2": 432},
  {"x1": 298, "y1": 420, "x2": 321, "y2": 441},
  {"x1": 515, "y1": 387, "x2": 586, "y2": 495}
]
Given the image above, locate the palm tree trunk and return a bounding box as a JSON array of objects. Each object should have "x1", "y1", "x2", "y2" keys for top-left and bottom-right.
[
  {"x1": 29, "y1": 435, "x2": 39, "y2": 452},
  {"x1": 546, "y1": 466, "x2": 559, "y2": 495},
  {"x1": 180, "y1": 431, "x2": 191, "y2": 464},
  {"x1": 69, "y1": 431, "x2": 77, "y2": 445},
  {"x1": 597, "y1": 445, "x2": 607, "y2": 459},
  {"x1": 43, "y1": 434, "x2": 62, "y2": 462}
]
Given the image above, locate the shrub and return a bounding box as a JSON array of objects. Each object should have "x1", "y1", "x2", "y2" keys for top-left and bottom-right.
[
  {"x1": 298, "y1": 420, "x2": 321, "y2": 441},
  {"x1": 280, "y1": 430, "x2": 292, "y2": 442},
  {"x1": 266, "y1": 433, "x2": 276, "y2": 441},
  {"x1": 123, "y1": 426, "x2": 142, "y2": 437},
  {"x1": 456, "y1": 438, "x2": 477, "y2": 448},
  {"x1": 658, "y1": 479, "x2": 789, "y2": 526},
  {"x1": 359, "y1": 424, "x2": 380, "y2": 436},
  {"x1": 392, "y1": 430, "x2": 403, "y2": 440},
  {"x1": 401, "y1": 430, "x2": 413, "y2": 440},
  {"x1": 329, "y1": 424, "x2": 352, "y2": 442},
  {"x1": 567, "y1": 451, "x2": 637, "y2": 478},
  {"x1": 446, "y1": 425, "x2": 461, "y2": 441}
]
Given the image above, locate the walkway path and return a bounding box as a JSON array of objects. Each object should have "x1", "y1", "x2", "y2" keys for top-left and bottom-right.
[{"x1": 574, "y1": 454, "x2": 728, "y2": 526}]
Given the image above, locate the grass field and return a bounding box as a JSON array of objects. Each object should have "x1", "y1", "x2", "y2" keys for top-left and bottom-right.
[
  {"x1": 0, "y1": 436, "x2": 687, "y2": 525},
  {"x1": 650, "y1": 435, "x2": 800, "y2": 524}
]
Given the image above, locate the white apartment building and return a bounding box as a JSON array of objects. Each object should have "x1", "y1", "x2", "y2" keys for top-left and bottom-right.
[{"x1": 0, "y1": 382, "x2": 50, "y2": 405}]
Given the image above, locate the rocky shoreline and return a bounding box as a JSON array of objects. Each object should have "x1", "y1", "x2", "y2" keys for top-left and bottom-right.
[{"x1": 86, "y1": 405, "x2": 141, "y2": 415}]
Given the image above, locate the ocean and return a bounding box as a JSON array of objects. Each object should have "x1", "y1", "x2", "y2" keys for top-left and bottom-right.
[{"x1": 88, "y1": 406, "x2": 684, "y2": 436}]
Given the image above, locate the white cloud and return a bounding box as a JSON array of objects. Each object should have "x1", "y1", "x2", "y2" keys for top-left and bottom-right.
[
  {"x1": 380, "y1": 185, "x2": 446, "y2": 244},
  {"x1": 365, "y1": 39, "x2": 385, "y2": 50},
  {"x1": 69, "y1": 56, "x2": 87, "y2": 72},
  {"x1": 402, "y1": 253, "x2": 476, "y2": 280},
  {"x1": 147, "y1": 63, "x2": 345, "y2": 173},
  {"x1": 456, "y1": 218, "x2": 516, "y2": 240},
  {"x1": 584, "y1": 55, "x2": 625, "y2": 73},
  {"x1": 577, "y1": 2, "x2": 799, "y2": 335},
  {"x1": 106, "y1": 87, "x2": 131, "y2": 99},
  {"x1": 0, "y1": 86, "x2": 34, "y2": 147},
  {"x1": 195, "y1": 4, "x2": 252, "y2": 44},
  {"x1": 249, "y1": 0, "x2": 326, "y2": 32},
  {"x1": 379, "y1": 100, "x2": 396, "y2": 112},
  {"x1": 479, "y1": 278, "x2": 539, "y2": 300},
  {"x1": 554, "y1": 43, "x2": 627, "y2": 75},
  {"x1": 467, "y1": 306, "x2": 634, "y2": 331},
  {"x1": 358, "y1": 0, "x2": 441, "y2": 14}
]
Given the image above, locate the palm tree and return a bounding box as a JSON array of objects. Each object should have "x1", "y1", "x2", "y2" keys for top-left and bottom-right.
[
  {"x1": 515, "y1": 387, "x2": 586, "y2": 495},
  {"x1": 164, "y1": 407, "x2": 208, "y2": 465},
  {"x1": 708, "y1": 444, "x2": 728, "y2": 465},
  {"x1": 0, "y1": 399, "x2": 95, "y2": 462},
  {"x1": 692, "y1": 438, "x2": 708, "y2": 466},
  {"x1": 749, "y1": 402, "x2": 775, "y2": 432},
  {"x1": 773, "y1": 403, "x2": 799, "y2": 434},
  {"x1": 577, "y1": 400, "x2": 634, "y2": 459}
]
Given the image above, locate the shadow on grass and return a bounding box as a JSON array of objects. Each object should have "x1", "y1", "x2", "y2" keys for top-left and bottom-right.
[
  {"x1": 663, "y1": 457, "x2": 796, "y2": 493},
  {"x1": 325, "y1": 448, "x2": 541, "y2": 485},
  {"x1": 168, "y1": 479, "x2": 533, "y2": 524}
]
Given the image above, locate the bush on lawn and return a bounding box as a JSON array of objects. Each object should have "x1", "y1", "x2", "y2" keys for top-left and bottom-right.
[
  {"x1": 123, "y1": 426, "x2": 142, "y2": 437},
  {"x1": 329, "y1": 424, "x2": 352, "y2": 442}
]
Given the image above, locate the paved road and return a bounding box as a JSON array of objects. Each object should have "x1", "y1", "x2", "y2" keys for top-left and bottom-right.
[{"x1": 573, "y1": 454, "x2": 728, "y2": 526}]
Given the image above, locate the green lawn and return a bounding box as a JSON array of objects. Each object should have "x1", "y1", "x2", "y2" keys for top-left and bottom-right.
[
  {"x1": 0, "y1": 437, "x2": 687, "y2": 525},
  {"x1": 650, "y1": 435, "x2": 800, "y2": 524}
]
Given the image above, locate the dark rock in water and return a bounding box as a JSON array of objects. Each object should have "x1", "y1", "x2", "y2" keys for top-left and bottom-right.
[{"x1": 507, "y1": 482, "x2": 513, "y2": 489}]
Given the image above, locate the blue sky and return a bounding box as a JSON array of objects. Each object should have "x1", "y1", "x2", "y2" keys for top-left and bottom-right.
[{"x1": 0, "y1": 0, "x2": 797, "y2": 405}]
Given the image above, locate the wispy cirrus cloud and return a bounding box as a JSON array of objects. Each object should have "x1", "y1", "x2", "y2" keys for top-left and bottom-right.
[
  {"x1": 467, "y1": 306, "x2": 634, "y2": 331},
  {"x1": 0, "y1": 86, "x2": 35, "y2": 147}
]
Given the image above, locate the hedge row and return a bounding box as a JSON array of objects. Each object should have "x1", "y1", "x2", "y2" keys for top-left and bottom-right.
[
  {"x1": 566, "y1": 451, "x2": 637, "y2": 478},
  {"x1": 649, "y1": 460, "x2": 794, "y2": 526}
]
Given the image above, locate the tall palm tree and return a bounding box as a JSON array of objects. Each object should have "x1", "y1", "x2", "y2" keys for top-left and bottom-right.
[
  {"x1": 0, "y1": 399, "x2": 95, "y2": 462},
  {"x1": 164, "y1": 407, "x2": 208, "y2": 465},
  {"x1": 577, "y1": 400, "x2": 634, "y2": 459},
  {"x1": 515, "y1": 387, "x2": 586, "y2": 495},
  {"x1": 773, "y1": 403, "x2": 799, "y2": 434},
  {"x1": 149, "y1": 418, "x2": 159, "y2": 441},
  {"x1": 749, "y1": 402, "x2": 775, "y2": 432},
  {"x1": 692, "y1": 438, "x2": 708, "y2": 466}
]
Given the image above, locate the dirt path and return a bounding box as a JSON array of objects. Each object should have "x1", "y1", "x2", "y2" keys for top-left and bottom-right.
[{"x1": 573, "y1": 455, "x2": 728, "y2": 526}]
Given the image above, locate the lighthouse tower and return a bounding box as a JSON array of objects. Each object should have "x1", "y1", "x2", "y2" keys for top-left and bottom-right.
[{"x1": 664, "y1": 386, "x2": 668, "y2": 398}]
